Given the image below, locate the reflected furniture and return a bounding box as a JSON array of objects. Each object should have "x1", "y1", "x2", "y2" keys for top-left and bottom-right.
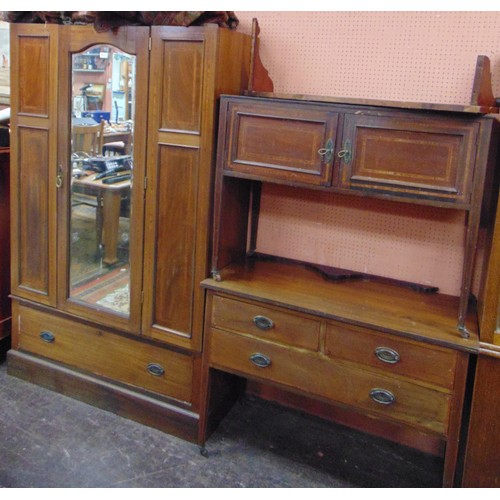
[
  {"x1": 0, "y1": 146, "x2": 10, "y2": 359},
  {"x1": 72, "y1": 173, "x2": 131, "y2": 265},
  {"x1": 199, "y1": 93, "x2": 500, "y2": 487},
  {"x1": 72, "y1": 120, "x2": 104, "y2": 156},
  {"x1": 8, "y1": 22, "x2": 261, "y2": 441},
  {"x1": 102, "y1": 130, "x2": 131, "y2": 155}
]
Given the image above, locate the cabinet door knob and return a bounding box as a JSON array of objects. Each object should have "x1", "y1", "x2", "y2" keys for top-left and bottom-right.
[
  {"x1": 146, "y1": 363, "x2": 165, "y2": 377},
  {"x1": 337, "y1": 139, "x2": 352, "y2": 164},
  {"x1": 249, "y1": 353, "x2": 272, "y2": 368},
  {"x1": 374, "y1": 347, "x2": 400, "y2": 364},
  {"x1": 253, "y1": 315, "x2": 274, "y2": 330},
  {"x1": 370, "y1": 388, "x2": 396, "y2": 405},
  {"x1": 39, "y1": 331, "x2": 55, "y2": 343},
  {"x1": 317, "y1": 138, "x2": 334, "y2": 163}
]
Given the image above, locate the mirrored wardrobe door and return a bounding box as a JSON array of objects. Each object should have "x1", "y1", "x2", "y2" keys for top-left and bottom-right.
[{"x1": 57, "y1": 26, "x2": 149, "y2": 333}]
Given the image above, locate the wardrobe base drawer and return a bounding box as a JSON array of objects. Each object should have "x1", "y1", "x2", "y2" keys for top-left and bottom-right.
[
  {"x1": 209, "y1": 327, "x2": 451, "y2": 435},
  {"x1": 17, "y1": 304, "x2": 195, "y2": 404}
]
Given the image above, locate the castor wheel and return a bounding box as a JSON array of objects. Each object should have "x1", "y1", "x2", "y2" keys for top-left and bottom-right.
[{"x1": 199, "y1": 446, "x2": 209, "y2": 458}]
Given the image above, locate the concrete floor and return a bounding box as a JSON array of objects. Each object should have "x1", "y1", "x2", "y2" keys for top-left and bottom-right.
[{"x1": 0, "y1": 359, "x2": 443, "y2": 488}]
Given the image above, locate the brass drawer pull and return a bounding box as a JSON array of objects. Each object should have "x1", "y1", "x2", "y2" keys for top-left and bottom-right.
[
  {"x1": 253, "y1": 315, "x2": 274, "y2": 331},
  {"x1": 370, "y1": 388, "x2": 396, "y2": 405},
  {"x1": 249, "y1": 353, "x2": 272, "y2": 368},
  {"x1": 374, "y1": 347, "x2": 400, "y2": 364},
  {"x1": 39, "y1": 331, "x2": 55, "y2": 343},
  {"x1": 146, "y1": 363, "x2": 165, "y2": 377}
]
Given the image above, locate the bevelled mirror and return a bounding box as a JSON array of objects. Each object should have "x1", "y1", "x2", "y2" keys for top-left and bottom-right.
[{"x1": 68, "y1": 44, "x2": 135, "y2": 317}]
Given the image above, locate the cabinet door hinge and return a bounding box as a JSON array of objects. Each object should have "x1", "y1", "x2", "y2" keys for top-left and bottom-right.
[{"x1": 148, "y1": 37, "x2": 152, "y2": 51}]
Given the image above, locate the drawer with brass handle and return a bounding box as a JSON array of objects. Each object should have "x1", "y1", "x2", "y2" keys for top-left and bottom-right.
[
  {"x1": 210, "y1": 294, "x2": 321, "y2": 351},
  {"x1": 325, "y1": 321, "x2": 458, "y2": 389},
  {"x1": 209, "y1": 327, "x2": 451, "y2": 434},
  {"x1": 18, "y1": 305, "x2": 194, "y2": 404}
]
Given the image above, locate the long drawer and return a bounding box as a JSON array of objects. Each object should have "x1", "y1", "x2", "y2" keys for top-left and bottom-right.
[
  {"x1": 325, "y1": 321, "x2": 458, "y2": 389},
  {"x1": 209, "y1": 327, "x2": 451, "y2": 435},
  {"x1": 18, "y1": 305, "x2": 194, "y2": 404}
]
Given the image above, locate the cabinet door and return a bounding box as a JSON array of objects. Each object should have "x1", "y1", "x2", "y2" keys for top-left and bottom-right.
[
  {"x1": 221, "y1": 98, "x2": 338, "y2": 186},
  {"x1": 56, "y1": 26, "x2": 149, "y2": 333},
  {"x1": 142, "y1": 26, "x2": 220, "y2": 351},
  {"x1": 10, "y1": 24, "x2": 59, "y2": 306},
  {"x1": 336, "y1": 113, "x2": 479, "y2": 205}
]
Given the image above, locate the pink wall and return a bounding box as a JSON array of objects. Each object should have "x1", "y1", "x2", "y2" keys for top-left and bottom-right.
[
  {"x1": 236, "y1": 11, "x2": 500, "y2": 104},
  {"x1": 233, "y1": 11, "x2": 500, "y2": 296}
]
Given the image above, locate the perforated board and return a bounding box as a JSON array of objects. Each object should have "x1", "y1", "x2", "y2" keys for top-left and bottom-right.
[
  {"x1": 234, "y1": 12, "x2": 498, "y2": 296},
  {"x1": 236, "y1": 11, "x2": 500, "y2": 103}
]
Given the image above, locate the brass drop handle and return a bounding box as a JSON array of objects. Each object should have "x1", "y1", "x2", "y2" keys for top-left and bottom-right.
[
  {"x1": 249, "y1": 353, "x2": 272, "y2": 368},
  {"x1": 374, "y1": 347, "x2": 400, "y2": 364},
  {"x1": 317, "y1": 138, "x2": 334, "y2": 163},
  {"x1": 40, "y1": 331, "x2": 55, "y2": 343},
  {"x1": 337, "y1": 139, "x2": 352, "y2": 164},
  {"x1": 370, "y1": 388, "x2": 396, "y2": 405},
  {"x1": 253, "y1": 315, "x2": 274, "y2": 331},
  {"x1": 146, "y1": 363, "x2": 165, "y2": 377}
]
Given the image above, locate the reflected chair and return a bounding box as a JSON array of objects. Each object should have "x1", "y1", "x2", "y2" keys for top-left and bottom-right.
[{"x1": 72, "y1": 120, "x2": 104, "y2": 157}]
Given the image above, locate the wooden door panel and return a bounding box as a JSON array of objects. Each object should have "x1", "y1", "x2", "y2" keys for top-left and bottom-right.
[
  {"x1": 17, "y1": 34, "x2": 50, "y2": 116},
  {"x1": 160, "y1": 40, "x2": 204, "y2": 133},
  {"x1": 10, "y1": 25, "x2": 58, "y2": 306},
  {"x1": 222, "y1": 99, "x2": 337, "y2": 186},
  {"x1": 143, "y1": 26, "x2": 218, "y2": 352},
  {"x1": 337, "y1": 114, "x2": 478, "y2": 205},
  {"x1": 17, "y1": 127, "x2": 50, "y2": 294},
  {"x1": 153, "y1": 145, "x2": 199, "y2": 337}
]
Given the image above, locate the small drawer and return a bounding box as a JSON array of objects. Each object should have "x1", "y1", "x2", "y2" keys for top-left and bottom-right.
[
  {"x1": 325, "y1": 321, "x2": 458, "y2": 389},
  {"x1": 210, "y1": 294, "x2": 321, "y2": 351},
  {"x1": 18, "y1": 305, "x2": 194, "y2": 404},
  {"x1": 209, "y1": 327, "x2": 451, "y2": 435}
]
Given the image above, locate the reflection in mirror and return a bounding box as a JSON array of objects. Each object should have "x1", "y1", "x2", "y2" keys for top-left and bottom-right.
[{"x1": 69, "y1": 44, "x2": 135, "y2": 317}]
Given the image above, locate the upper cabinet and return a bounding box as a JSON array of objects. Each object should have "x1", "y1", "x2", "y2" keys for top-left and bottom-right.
[{"x1": 219, "y1": 96, "x2": 485, "y2": 208}]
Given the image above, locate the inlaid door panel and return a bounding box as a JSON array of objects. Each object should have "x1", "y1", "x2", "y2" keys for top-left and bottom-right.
[
  {"x1": 159, "y1": 40, "x2": 204, "y2": 133},
  {"x1": 17, "y1": 127, "x2": 50, "y2": 294},
  {"x1": 16, "y1": 33, "x2": 51, "y2": 117},
  {"x1": 221, "y1": 98, "x2": 338, "y2": 186},
  {"x1": 336, "y1": 114, "x2": 478, "y2": 205},
  {"x1": 152, "y1": 144, "x2": 199, "y2": 338}
]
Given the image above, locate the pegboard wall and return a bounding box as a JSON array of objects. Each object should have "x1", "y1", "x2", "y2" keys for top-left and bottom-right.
[
  {"x1": 236, "y1": 11, "x2": 500, "y2": 103},
  {"x1": 256, "y1": 184, "x2": 467, "y2": 296},
  {"x1": 232, "y1": 12, "x2": 497, "y2": 296}
]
